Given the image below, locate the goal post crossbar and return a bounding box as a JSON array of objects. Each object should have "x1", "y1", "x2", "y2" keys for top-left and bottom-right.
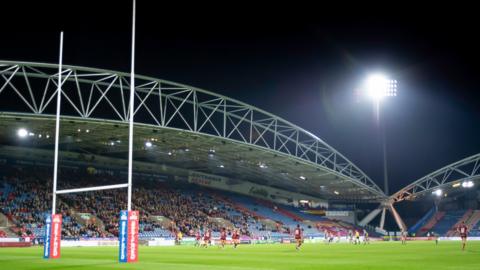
[{"x1": 55, "y1": 183, "x2": 129, "y2": 195}]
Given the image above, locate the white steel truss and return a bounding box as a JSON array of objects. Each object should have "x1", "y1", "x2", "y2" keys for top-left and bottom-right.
[
  {"x1": 0, "y1": 60, "x2": 385, "y2": 198},
  {"x1": 391, "y1": 153, "x2": 480, "y2": 202}
]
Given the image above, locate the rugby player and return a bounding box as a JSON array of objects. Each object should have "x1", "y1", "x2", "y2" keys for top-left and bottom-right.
[
  {"x1": 457, "y1": 221, "x2": 468, "y2": 251},
  {"x1": 294, "y1": 224, "x2": 303, "y2": 251}
]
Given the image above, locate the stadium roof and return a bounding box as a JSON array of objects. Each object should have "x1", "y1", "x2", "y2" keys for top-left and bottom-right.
[
  {"x1": 0, "y1": 60, "x2": 387, "y2": 202},
  {"x1": 390, "y1": 153, "x2": 480, "y2": 202}
]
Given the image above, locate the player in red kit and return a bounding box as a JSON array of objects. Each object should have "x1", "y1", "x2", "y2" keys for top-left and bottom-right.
[
  {"x1": 294, "y1": 224, "x2": 303, "y2": 251},
  {"x1": 457, "y1": 221, "x2": 468, "y2": 251},
  {"x1": 232, "y1": 229, "x2": 240, "y2": 248},
  {"x1": 202, "y1": 229, "x2": 211, "y2": 248},
  {"x1": 219, "y1": 228, "x2": 227, "y2": 248}
]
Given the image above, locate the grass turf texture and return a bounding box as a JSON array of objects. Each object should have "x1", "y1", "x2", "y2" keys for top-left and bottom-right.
[{"x1": 0, "y1": 241, "x2": 479, "y2": 270}]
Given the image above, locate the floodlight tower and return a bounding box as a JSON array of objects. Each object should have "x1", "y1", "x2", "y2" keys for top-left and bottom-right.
[
  {"x1": 364, "y1": 74, "x2": 397, "y2": 195},
  {"x1": 356, "y1": 73, "x2": 402, "y2": 233}
]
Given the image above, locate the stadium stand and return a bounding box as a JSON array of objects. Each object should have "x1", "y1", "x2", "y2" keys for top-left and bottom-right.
[
  {"x1": 406, "y1": 207, "x2": 480, "y2": 237},
  {"x1": 417, "y1": 211, "x2": 445, "y2": 236},
  {"x1": 282, "y1": 205, "x2": 326, "y2": 222},
  {"x1": 430, "y1": 210, "x2": 467, "y2": 236},
  {"x1": 1, "y1": 163, "x2": 377, "y2": 241},
  {"x1": 467, "y1": 210, "x2": 480, "y2": 236},
  {"x1": 230, "y1": 195, "x2": 297, "y2": 226},
  {"x1": 408, "y1": 207, "x2": 435, "y2": 234},
  {"x1": 446, "y1": 209, "x2": 473, "y2": 236}
]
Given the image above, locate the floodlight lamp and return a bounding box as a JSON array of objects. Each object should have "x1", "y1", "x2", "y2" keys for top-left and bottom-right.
[
  {"x1": 365, "y1": 74, "x2": 397, "y2": 101},
  {"x1": 462, "y1": 181, "x2": 474, "y2": 188},
  {"x1": 17, "y1": 128, "x2": 28, "y2": 138}
]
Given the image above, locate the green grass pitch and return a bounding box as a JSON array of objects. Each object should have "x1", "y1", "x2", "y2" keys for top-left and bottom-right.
[{"x1": 0, "y1": 241, "x2": 479, "y2": 270}]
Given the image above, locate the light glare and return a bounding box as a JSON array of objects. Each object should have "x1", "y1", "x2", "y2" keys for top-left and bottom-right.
[
  {"x1": 365, "y1": 74, "x2": 397, "y2": 101},
  {"x1": 17, "y1": 128, "x2": 28, "y2": 138},
  {"x1": 462, "y1": 181, "x2": 474, "y2": 188}
]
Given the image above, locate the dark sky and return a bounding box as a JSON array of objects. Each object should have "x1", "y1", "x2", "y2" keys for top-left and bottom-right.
[{"x1": 1, "y1": 2, "x2": 479, "y2": 194}]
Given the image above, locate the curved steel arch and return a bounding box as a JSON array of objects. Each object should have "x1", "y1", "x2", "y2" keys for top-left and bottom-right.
[
  {"x1": 0, "y1": 60, "x2": 385, "y2": 198},
  {"x1": 391, "y1": 153, "x2": 480, "y2": 202}
]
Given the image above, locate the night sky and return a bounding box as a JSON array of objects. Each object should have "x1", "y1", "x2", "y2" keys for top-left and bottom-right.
[{"x1": 1, "y1": 2, "x2": 479, "y2": 194}]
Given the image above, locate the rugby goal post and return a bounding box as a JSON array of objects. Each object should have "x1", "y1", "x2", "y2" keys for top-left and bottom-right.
[{"x1": 45, "y1": 1, "x2": 139, "y2": 263}]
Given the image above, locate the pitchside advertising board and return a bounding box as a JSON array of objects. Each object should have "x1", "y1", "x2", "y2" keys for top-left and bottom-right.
[
  {"x1": 43, "y1": 214, "x2": 62, "y2": 259},
  {"x1": 119, "y1": 210, "x2": 139, "y2": 263}
]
